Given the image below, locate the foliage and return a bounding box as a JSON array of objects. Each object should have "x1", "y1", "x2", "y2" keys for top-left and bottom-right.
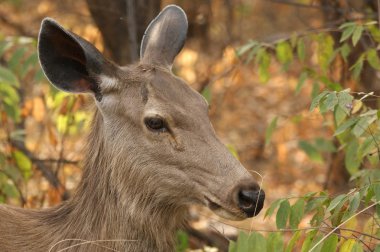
[
  {"x1": 0, "y1": 35, "x2": 89, "y2": 206},
  {"x1": 231, "y1": 18, "x2": 380, "y2": 251}
]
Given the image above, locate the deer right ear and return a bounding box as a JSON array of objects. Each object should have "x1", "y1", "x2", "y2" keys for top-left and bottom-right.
[{"x1": 38, "y1": 18, "x2": 111, "y2": 99}]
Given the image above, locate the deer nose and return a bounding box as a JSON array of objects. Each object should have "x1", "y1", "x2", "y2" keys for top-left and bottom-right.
[{"x1": 237, "y1": 187, "x2": 265, "y2": 217}]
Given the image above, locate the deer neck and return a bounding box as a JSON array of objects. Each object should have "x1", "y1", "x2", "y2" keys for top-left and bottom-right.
[{"x1": 52, "y1": 110, "x2": 186, "y2": 251}]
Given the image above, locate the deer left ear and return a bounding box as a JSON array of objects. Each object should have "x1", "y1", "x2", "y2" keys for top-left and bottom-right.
[
  {"x1": 140, "y1": 5, "x2": 188, "y2": 69},
  {"x1": 38, "y1": 18, "x2": 114, "y2": 100}
]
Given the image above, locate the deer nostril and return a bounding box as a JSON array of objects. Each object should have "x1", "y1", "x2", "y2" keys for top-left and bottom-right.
[{"x1": 237, "y1": 189, "x2": 265, "y2": 217}]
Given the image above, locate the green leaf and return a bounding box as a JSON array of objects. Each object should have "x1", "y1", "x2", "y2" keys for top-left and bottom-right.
[
  {"x1": 334, "y1": 117, "x2": 359, "y2": 136},
  {"x1": 0, "y1": 66, "x2": 19, "y2": 87},
  {"x1": 236, "y1": 40, "x2": 258, "y2": 57},
  {"x1": 21, "y1": 52, "x2": 39, "y2": 78},
  {"x1": 267, "y1": 232, "x2": 283, "y2": 252},
  {"x1": 342, "y1": 192, "x2": 360, "y2": 221},
  {"x1": 337, "y1": 90, "x2": 354, "y2": 115},
  {"x1": 314, "y1": 138, "x2": 336, "y2": 152},
  {"x1": 2, "y1": 183, "x2": 19, "y2": 198},
  {"x1": 276, "y1": 199, "x2": 290, "y2": 229},
  {"x1": 176, "y1": 230, "x2": 189, "y2": 252},
  {"x1": 285, "y1": 231, "x2": 301, "y2": 252},
  {"x1": 265, "y1": 117, "x2": 278, "y2": 146},
  {"x1": 250, "y1": 232, "x2": 267, "y2": 252},
  {"x1": 228, "y1": 240, "x2": 237, "y2": 252},
  {"x1": 340, "y1": 24, "x2": 356, "y2": 42},
  {"x1": 297, "y1": 38, "x2": 306, "y2": 62},
  {"x1": 350, "y1": 56, "x2": 364, "y2": 80},
  {"x1": 339, "y1": 239, "x2": 357, "y2": 252},
  {"x1": 327, "y1": 194, "x2": 346, "y2": 212},
  {"x1": 323, "y1": 92, "x2": 338, "y2": 112},
  {"x1": 276, "y1": 41, "x2": 293, "y2": 69},
  {"x1": 320, "y1": 234, "x2": 338, "y2": 252},
  {"x1": 366, "y1": 48, "x2": 380, "y2": 70},
  {"x1": 265, "y1": 199, "x2": 284, "y2": 218},
  {"x1": 345, "y1": 140, "x2": 361, "y2": 175},
  {"x1": 334, "y1": 106, "x2": 347, "y2": 126},
  {"x1": 8, "y1": 47, "x2": 27, "y2": 74},
  {"x1": 339, "y1": 43, "x2": 351, "y2": 62},
  {"x1": 0, "y1": 82, "x2": 20, "y2": 104},
  {"x1": 301, "y1": 230, "x2": 317, "y2": 252},
  {"x1": 236, "y1": 231, "x2": 253, "y2": 252},
  {"x1": 310, "y1": 90, "x2": 329, "y2": 112},
  {"x1": 298, "y1": 140, "x2": 323, "y2": 163},
  {"x1": 295, "y1": 71, "x2": 308, "y2": 95},
  {"x1": 317, "y1": 34, "x2": 335, "y2": 73},
  {"x1": 339, "y1": 22, "x2": 357, "y2": 30},
  {"x1": 256, "y1": 48, "x2": 271, "y2": 83},
  {"x1": 12, "y1": 150, "x2": 32, "y2": 179},
  {"x1": 352, "y1": 26, "x2": 364, "y2": 46},
  {"x1": 352, "y1": 115, "x2": 376, "y2": 137},
  {"x1": 289, "y1": 199, "x2": 304, "y2": 229}
]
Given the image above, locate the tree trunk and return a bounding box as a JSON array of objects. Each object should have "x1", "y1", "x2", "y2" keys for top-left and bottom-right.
[{"x1": 86, "y1": 0, "x2": 161, "y2": 65}]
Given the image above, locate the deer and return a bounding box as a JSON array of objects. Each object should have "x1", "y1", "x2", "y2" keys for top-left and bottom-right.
[{"x1": 0, "y1": 5, "x2": 265, "y2": 252}]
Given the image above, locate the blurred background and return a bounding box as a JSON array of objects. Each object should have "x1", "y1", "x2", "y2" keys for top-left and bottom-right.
[{"x1": 0, "y1": 0, "x2": 379, "y2": 251}]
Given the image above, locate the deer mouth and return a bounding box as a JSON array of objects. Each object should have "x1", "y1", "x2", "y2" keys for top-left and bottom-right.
[{"x1": 204, "y1": 196, "x2": 246, "y2": 221}]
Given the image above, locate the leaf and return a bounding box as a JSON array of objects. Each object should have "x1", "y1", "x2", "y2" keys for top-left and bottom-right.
[
  {"x1": 295, "y1": 71, "x2": 308, "y2": 95},
  {"x1": 265, "y1": 199, "x2": 284, "y2": 218},
  {"x1": 339, "y1": 43, "x2": 351, "y2": 62},
  {"x1": 12, "y1": 150, "x2": 32, "y2": 179},
  {"x1": 345, "y1": 140, "x2": 361, "y2": 175},
  {"x1": 176, "y1": 230, "x2": 189, "y2": 252},
  {"x1": 228, "y1": 241, "x2": 237, "y2": 252},
  {"x1": 350, "y1": 56, "x2": 364, "y2": 80},
  {"x1": 342, "y1": 192, "x2": 360, "y2": 221},
  {"x1": 320, "y1": 234, "x2": 338, "y2": 252},
  {"x1": 298, "y1": 140, "x2": 323, "y2": 163},
  {"x1": 352, "y1": 115, "x2": 376, "y2": 137},
  {"x1": 339, "y1": 22, "x2": 357, "y2": 30},
  {"x1": 0, "y1": 66, "x2": 19, "y2": 87},
  {"x1": 285, "y1": 231, "x2": 301, "y2": 252},
  {"x1": 297, "y1": 38, "x2": 306, "y2": 62},
  {"x1": 276, "y1": 41, "x2": 293, "y2": 69},
  {"x1": 334, "y1": 106, "x2": 347, "y2": 126},
  {"x1": 266, "y1": 232, "x2": 283, "y2": 252},
  {"x1": 337, "y1": 90, "x2": 354, "y2": 115},
  {"x1": 256, "y1": 48, "x2": 271, "y2": 83},
  {"x1": 289, "y1": 199, "x2": 304, "y2": 229},
  {"x1": 352, "y1": 26, "x2": 364, "y2": 46},
  {"x1": 236, "y1": 40, "x2": 258, "y2": 57},
  {"x1": 367, "y1": 48, "x2": 380, "y2": 70},
  {"x1": 276, "y1": 200, "x2": 290, "y2": 229},
  {"x1": 323, "y1": 92, "x2": 338, "y2": 112},
  {"x1": 301, "y1": 230, "x2": 317, "y2": 252},
  {"x1": 327, "y1": 194, "x2": 346, "y2": 212},
  {"x1": 334, "y1": 117, "x2": 359, "y2": 136},
  {"x1": 265, "y1": 117, "x2": 278, "y2": 146},
  {"x1": 8, "y1": 47, "x2": 27, "y2": 74},
  {"x1": 309, "y1": 90, "x2": 329, "y2": 112},
  {"x1": 249, "y1": 232, "x2": 267, "y2": 252},
  {"x1": 317, "y1": 34, "x2": 335, "y2": 73},
  {"x1": 314, "y1": 138, "x2": 336, "y2": 152},
  {"x1": 236, "y1": 231, "x2": 253, "y2": 252},
  {"x1": 340, "y1": 25, "x2": 356, "y2": 43},
  {"x1": 339, "y1": 239, "x2": 357, "y2": 252}
]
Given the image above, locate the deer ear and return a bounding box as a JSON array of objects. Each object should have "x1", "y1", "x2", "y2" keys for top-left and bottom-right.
[
  {"x1": 140, "y1": 5, "x2": 188, "y2": 69},
  {"x1": 38, "y1": 18, "x2": 111, "y2": 98}
]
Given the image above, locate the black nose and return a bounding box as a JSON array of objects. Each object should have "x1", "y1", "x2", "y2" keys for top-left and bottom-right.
[{"x1": 237, "y1": 188, "x2": 265, "y2": 217}]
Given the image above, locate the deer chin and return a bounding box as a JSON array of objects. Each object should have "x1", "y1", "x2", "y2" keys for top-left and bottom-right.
[{"x1": 204, "y1": 196, "x2": 246, "y2": 221}]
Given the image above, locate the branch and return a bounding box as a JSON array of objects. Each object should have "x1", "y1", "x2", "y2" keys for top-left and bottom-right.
[{"x1": 10, "y1": 140, "x2": 68, "y2": 199}]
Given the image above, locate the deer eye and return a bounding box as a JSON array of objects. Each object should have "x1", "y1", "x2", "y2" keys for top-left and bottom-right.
[{"x1": 144, "y1": 117, "x2": 168, "y2": 132}]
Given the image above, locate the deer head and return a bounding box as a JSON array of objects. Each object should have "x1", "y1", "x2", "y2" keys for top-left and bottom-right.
[{"x1": 38, "y1": 5, "x2": 264, "y2": 223}]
